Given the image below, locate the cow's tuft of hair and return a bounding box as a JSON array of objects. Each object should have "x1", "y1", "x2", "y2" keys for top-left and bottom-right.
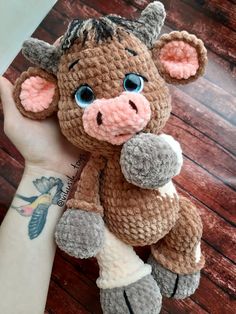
[{"x1": 61, "y1": 16, "x2": 143, "y2": 50}]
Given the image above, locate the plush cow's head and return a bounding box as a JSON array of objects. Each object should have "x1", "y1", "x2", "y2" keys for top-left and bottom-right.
[{"x1": 14, "y1": 1, "x2": 207, "y2": 157}]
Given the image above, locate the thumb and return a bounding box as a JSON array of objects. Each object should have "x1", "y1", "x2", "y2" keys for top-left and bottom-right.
[{"x1": 0, "y1": 76, "x2": 21, "y2": 119}]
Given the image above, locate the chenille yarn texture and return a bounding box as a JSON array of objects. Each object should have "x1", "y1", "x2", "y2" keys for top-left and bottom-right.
[{"x1": 13, "y1": 1, "x2": 207, "y2": 313}]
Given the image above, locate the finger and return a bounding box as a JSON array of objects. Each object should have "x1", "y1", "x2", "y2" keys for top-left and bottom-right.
[{"x1": 0, "y1": 76, "x2": 21, "y2": 118}]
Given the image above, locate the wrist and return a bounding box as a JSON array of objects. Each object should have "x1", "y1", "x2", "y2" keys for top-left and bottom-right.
[
  {"x1": 25, "y1": 153, "x2": 88, "y2": 178},
  {"x1": 22, "y1": 164, "x2": 73, "y2": 209},
  {"x1": 9, "y1": 163, "x2": 80, "y2": 241},
  {"x1": 23, "y1": 163, "x2": 69, "y2": 184}
]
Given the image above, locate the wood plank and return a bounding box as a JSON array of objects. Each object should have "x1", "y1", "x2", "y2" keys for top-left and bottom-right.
[
  {"x1": 0, "y1": 148, "x2": 23, "y2": 188},
  {"x1": 46, "y1": 280, "x2": 90, "y2": 314},
  {"x1": 41, "y1": 8, "x2": 72, "y2": 38},
  {"x1": 54, "y1": 0, "x2": 100, "y2": 19},
  {"x1": 32, "y1": 25, "x2": 56, "y2": 44},
  {"x1": 52, "y1": 253, "x2": 102, "y2": 314},
  {"x1": 58, "y1": 250, "x2": 99, "y2": 283},
  {"x1": 165, "y1": 114, "x2": 236, "y2": 188},
  {"x1": 8, "y1": 27, "x2": 56, "y2": 75},
  {"x1": 163, "y1": 0, "x2": 236, "y2": 63},
  {"x1": 205, "y1": 50, "x2": 236, "y2": 97},
  {"x1": 168, "y1": 87, "x2": 236, "y2": 156},
  {"x1": 201, "y1": 241, "x2": 236, "y2": 297},
  {"x1": 79, "y1": 0, "x2": 138, "y2": 17},
  {"x1": 163, "y1": 296, "x2": 208, "y2": 314},
  {"x1": 161, "y1": 25, "x2": 236, "y2": 98},
  {"x1": 182, "y1": 0, "x2": 236, "y2": 31},
  {"x1": 145, "y1": 235, "x2": 236, "y2": 301},
  {"x1": 4, "y1": 66, "x2": 20, "y2": 83},
  {"x1": 0, "y1": 205, "x2": 7, "y2": 225},
  {"x1": 177, "y1": 77, "x2": 236, "y2": 125},
  {"x1": 0, "y1": 122, "x2": 24, "y2": 165},
  {"x1": 173, "y1": 157, "x2": 236, "y2": 225},
  {"x1": 160, "y1": 309, "x2": 169, "y2": 314},
  {"x1": 177, "y1": 187, "x2": 236, "y2": 263},
  {"x1": 123, "y1": 0, "x2": 150, "y2": 10},
  {"x1": 191, "y1": 273, "x2": 236, "y2": 314},
  {"x1": 128, "y1": 0, "x2": 236, "y2": 63},
  {"x1": 54, "y1": 251, "x2": 168, "y2": 314},
  {"x1": 55, "y1": 253, "x2": 205, "y2": 314},
  {"x1": 10, "y1": 52, "x2": 31, "y2": 73},
  {"x1": 58, "y1": 239, "x2": 236, "y2": 310},
  {"x1": 0, "y1": 176, "x2": 15, "y2": 209}
]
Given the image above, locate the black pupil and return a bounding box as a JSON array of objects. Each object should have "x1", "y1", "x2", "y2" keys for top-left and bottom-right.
[
  {"x1": 125, "y1": 75, "x2": 139, "y2": 91},
  {"x1": 81, "y1": 86, "x2": 93, "y2": 102}
]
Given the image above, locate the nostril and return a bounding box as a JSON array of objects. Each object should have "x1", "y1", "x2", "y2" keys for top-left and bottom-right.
[
  {"x1": 96, "y1": 111, "x2": 103, "y2": 126},
  {"x1": 129, "y1": 100, "x2": 138, "y2": 114}
]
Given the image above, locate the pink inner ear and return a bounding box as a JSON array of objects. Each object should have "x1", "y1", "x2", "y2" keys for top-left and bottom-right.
[
  {"x1": 159, "y1": 40, "x2": 199, "y2": 80},
  {"x1": 20, "y1": 76, "x2": 56, "y2": 112}
]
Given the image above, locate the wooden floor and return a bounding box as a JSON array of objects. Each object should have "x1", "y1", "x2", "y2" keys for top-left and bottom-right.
[{"x1": 0, "y1": 0, "x2": 236, "y2": 313}]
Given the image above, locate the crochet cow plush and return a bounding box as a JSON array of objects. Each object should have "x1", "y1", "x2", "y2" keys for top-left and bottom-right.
[{"x1": 13, "y1": 2, "x2": 207, "y2": 313}]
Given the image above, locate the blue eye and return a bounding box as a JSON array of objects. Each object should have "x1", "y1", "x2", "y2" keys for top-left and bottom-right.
[
  {"x1": 123, "y1": 73, "x2": 144, "y2": 93},
  {"x1": 74, "y1": 85, "x2": 95, "y2": 108}
]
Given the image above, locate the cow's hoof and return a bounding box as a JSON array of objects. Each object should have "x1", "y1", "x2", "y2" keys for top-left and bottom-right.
[
  {"x1": 100, "y1": 274, "x2": 162, "y2": 314},
  {"x1": 148, "y1": 255, "x2": 200, "y2": 299}
]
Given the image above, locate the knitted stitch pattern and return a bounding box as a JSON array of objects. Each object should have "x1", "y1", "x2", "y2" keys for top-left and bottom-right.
[
  {"x1": 12, "y1": 3, "x2": 208, "y2": 311},
  {"x1": 151, "y1": 197, "x2": 204, "y2": 274},
  {"x1": 102, "y1": 157, "x2": 179, "y2": 246},
  {"x1": 57, "y1": 30, "x2": 171, "y2": 157},
  {"x1": 13, "y1": 67, "x2": 59, "y2": 119},
  {"x1": 153, "y1": 31, "x2": 207, "y2": 85}
]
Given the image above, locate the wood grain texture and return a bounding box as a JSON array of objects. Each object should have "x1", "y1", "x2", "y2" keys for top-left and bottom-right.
[
  {"x1": 161, "y1": 24, "x2": 236, "y2": 98},
  {"x1": 177, "y1": 77, "x2": 236, "y2": 125},
  {"x1": 52, "y1": 254, "x2": 102, "y2": 314},
  {"x1": 128, "y1": 0, "x2": 236, "y2": 63},
  {"x1": 1, "y1": 0, "x2": 236, "y2": 313},
  {"x1": 174, "y1": 157, "x2": 236, "y2": 224},
  {"x1": 177, "y1": 187, "x2": 236, "y2": 263},
  {"x1": 182, "y1": 0, "x2": 236, "y2": 31},
  {"x1": 46, "y1": 280, "x2": 90, "y2": 314},
  {"x1": 191, "y1": 273, "x2": 236, "y2": 314},
  {"x1": 162, "y1": 0, "x2": 236, "y2": 63},
  {"x1": 201, "y1": 241, "x2": 236, "y2": 297}
]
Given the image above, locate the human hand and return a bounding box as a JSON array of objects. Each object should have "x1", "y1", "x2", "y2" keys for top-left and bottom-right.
[{"x1": 0, "y1": 76, "x2": 85, "y2": 177}]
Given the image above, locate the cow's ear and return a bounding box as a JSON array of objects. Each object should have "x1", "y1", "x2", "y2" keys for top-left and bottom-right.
[
  {"x1": 13, "y1": 67, "x2": 59, "y2": 120},
  {"x1": 152, "y1": 31, "x2": 207, "y2": 84}
]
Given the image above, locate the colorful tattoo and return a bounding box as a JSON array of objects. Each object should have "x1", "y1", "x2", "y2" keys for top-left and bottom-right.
[{"x1": 12, "y1": 177, "x2": 64, "y2": 240}]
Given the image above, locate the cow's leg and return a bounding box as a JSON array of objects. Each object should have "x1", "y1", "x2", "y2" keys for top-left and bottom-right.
[
  {"x1": 96, "y1": 227, "x2": 162, "y2": 314},
  {"x1": 148, "y1": 196, "x2": 204, "y2": 299}
]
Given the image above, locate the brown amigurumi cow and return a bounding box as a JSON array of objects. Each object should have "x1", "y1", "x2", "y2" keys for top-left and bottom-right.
[{"x1": 13, "y1": 2, "x2": 207, "y2": 313}]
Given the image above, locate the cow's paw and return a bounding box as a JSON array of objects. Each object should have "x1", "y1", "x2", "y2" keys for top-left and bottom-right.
[
  {"x1": 148, "y1": 255, "x2": 200, "y2": 299},
  {"x1": 55, "y1": 209, "x2": 105, "y2": 258},
  {"x1": 120, "y1": 133, "x2": 182, "y2": 189},
  {"x1": 100, "y1": 274, "x2": 162, "y2": 314}
]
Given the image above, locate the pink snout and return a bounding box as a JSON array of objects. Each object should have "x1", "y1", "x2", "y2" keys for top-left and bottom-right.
[{"x1": 82, "y1": 92, "x2": 151, "y2": 145}]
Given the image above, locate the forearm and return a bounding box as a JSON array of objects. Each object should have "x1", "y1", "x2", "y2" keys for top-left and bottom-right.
[{"x1": 0, "y1": 165, "x2": 73, "y2": 314}]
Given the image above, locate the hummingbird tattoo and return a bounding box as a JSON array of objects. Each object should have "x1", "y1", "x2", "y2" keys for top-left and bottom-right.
[{"x1": 12, "y1": 176, "x2": 64, "y2": 240}]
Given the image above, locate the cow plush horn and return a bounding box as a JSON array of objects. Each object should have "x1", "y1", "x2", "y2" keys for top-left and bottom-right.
[
  {"x1": 22, "y1": 38, "x2": 61, "y2": 74},
  {"x1": 133, "y1": 1, "x2": 166, "y2": 48}
]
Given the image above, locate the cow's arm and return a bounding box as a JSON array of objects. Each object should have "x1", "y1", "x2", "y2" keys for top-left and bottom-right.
[
  {"x1": 55, "y1": 155, "x2": 106, "y2": 259},
  {"x1": 120, "y1": 133, "x2": 183, "y2": 189}
]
